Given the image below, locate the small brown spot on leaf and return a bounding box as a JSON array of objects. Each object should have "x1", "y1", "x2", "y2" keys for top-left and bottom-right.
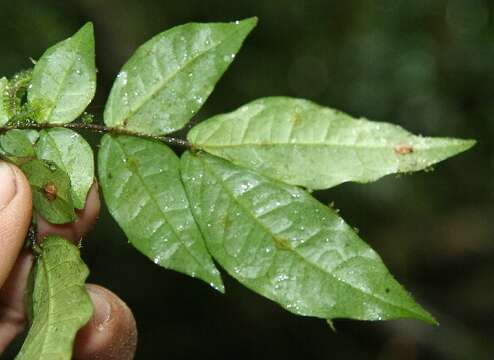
[
  {"x1": 290, "y1": 113, "x2": 302, "y2": 126},
  {"x1": 222, "y1": 215, "x2": 232, "y2": 231},
  {"x1": 273, "y1": 235, "x2": 292, "y2": 251},
  {"x1": 394, "y1": 144, "x2": 414, "y2": 155},
  {"x1": 43, "y1": 183, "x2": 57, "y2": 201}
]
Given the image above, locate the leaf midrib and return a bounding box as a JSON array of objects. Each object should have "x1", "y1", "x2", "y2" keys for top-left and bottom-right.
[
  {"x1": 115, "y1": 24, "x2": 247, "y2": 124},
  {"x1": 40, "y1": 35, "x2": 85, "y2": 123},
  {"x1": 111, "y1": 137, "x2": 212, "y2": 276},
  {"x1": 40, "y1": 130, "x2": 90, "y2": 208},
  {"x1": 196, "y1": 140, "x2": 467, "y2": 151},
  {"x1": 197, "y1": 155, "x2": 424, "y2": 319},
  {"x1": 30, "y1": 242, "x2": 63, "y2": 357}
]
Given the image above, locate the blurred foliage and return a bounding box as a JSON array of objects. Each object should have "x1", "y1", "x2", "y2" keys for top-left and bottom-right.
[{"x1": 1, "y1": 0, "x2": 493, "y2": 359}]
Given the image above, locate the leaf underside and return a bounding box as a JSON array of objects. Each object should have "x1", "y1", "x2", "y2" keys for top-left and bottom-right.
[
  {"x1": 188, "y1": 97, "x2": 475, "y2": 190},
  {"x1": 98, "y1": 134, "x2": 223, "y2": 291},
  {"x1": 35, "y1": 128, "x2": 94, "y2": 209},
  {"x1": 0, "y1": 129, "x2": 38, "y2": 164},
  {"x1": 104, "y1": 18, "x2": 257, "y2": 135},
  {"x1": 16, "y1": 236, "x2": 93, "y2": 360},
  {"x1": 28, "y1": 22, "x2": 96, "y2": 124},
  {"x1": 21, "y1": 159, "x2": 76, "y2": 224},
  {"x1": 181, "y1": 151, "x2": 436, "y2": 324},
  {"x1": 4, "y1": 19, "x2": 475, "y2": 342}
]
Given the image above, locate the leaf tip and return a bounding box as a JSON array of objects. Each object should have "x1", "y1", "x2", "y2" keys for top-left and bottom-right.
[
  {"x1": 80, "y1": 21, "x2": 94, "y2": 33},
  {"x1": 74, "y1": 22, "x2": 95, "y2": 43},
  {"x1": 403, "y1": 301, "x2": 438, "y2": 326},
  {"x1": 462, "y1": 138, "x2": 477, "y2": 151},
  {"x1": 237, "y1": 17, "x2": 258, "y2": 32},
  {"x1": 418, "y1": 311, "x2": 439, "y2": 326},
  {"x1": 443, "y1": 137, "x2": 477, "y2": 159},
  {"x1": 211, "y1": 281, "x2": 226, "y2": 294},
  {"x1": 202, "y1": 268, "x2": 225, "y2": 294}
]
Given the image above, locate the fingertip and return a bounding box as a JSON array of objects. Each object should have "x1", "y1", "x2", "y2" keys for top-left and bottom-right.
[
  {"x1": 0, "y1": 250, "x2": 35, "y2": 350},
  {"x1": 0, "y1": 162, "x2": 32, "y2": 287},
  {"x1": 74, "y1": 284, "x2": 137, "y2": 360}
]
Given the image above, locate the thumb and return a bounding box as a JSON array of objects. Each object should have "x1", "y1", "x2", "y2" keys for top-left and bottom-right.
[{"x1": 0, "y1": 161, "x2": 32, "y2": 288}]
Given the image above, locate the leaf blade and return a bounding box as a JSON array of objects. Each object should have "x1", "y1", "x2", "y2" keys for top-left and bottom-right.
[
  {"x1": 98, "y1": 135, "x2": 223, "y2": 291},
  {"x1": 104, "y1": 18, "x2": 257, "y2": 135},
  {"x1": 188, "y1": 97, "x2": 475, "y2": 190},
  {"x1": 35, "y1": 128, "x2": 94, "y2": 209},
  {"x1": 16, "y1": 236, "x2": 93, "y2": 360},
  {"x1": 21, "y1": 159, "x2": 76, "y2": 224},
  {"x1": 181, "y1": 152, "x2": 435, "y2": 323},
  {"x1": 28, "y1": 23, "x2": 96, "y2": 124},
  {"x1": 0, "y1": 129, "x2": 39, "y2": 164}
]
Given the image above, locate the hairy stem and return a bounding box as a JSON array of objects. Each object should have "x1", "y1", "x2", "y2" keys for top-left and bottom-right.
[{"x1": 0, "y1": 122, "x2": 192, "y2": 148}]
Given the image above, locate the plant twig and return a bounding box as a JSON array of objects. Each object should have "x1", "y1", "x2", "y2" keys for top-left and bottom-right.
[{"x1": 0, "y1": 122, "x2": 192, "y2": 148}]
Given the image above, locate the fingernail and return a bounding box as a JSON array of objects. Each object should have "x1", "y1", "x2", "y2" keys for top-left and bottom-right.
[
  {"x1": 89, "y1": 288, "x2": 112, "y2": 332},
  {"x1": 0, "y1": 162, "x2": 17, "y2": 211}
]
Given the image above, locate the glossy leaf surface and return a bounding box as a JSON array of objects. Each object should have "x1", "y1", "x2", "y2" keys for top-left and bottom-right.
[
  {"x1": 0, "y1": 129, "x2": 38, "y2": 164},
  {"x1": 16, "y1": 236, "x2": 93, "y2": 360},
  {"x1": 36, "y1": 128, "x2": 94, "y2": 209},
  {"x1": 21, "y1": 159, "x2": 76, "y2": 224},
  {"x1": 188, "y1": 97, "x2": 475, "y2": 190},
  {"x1": 181, "y1": 152, "x2": 435, "y2": 323},
  {"x1": 28, "y1": 23, "x2": 96, "y2": 124},
  {"x1": 98, "y1": 135, "x2": 223, "y2": 291},
  {"x1": 104, "y1": 18, "x2": 257, "y2": 135}
]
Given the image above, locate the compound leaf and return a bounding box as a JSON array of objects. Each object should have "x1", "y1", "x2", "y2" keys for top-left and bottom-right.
[
  {"x1": 28, "y1": 23, "x2": 96, "y2": 124},
  {"x1": 21, "y1": 159, "x2": 76, "y2": 224},
  {"x1": 181, "y1": 151, "x2": 436, "y2": 324},
  {"x1": 98, "y1": 135, "x2": 223, "y2": 291},
  {"x1": 16, "y1": 236, "x2": 93, "y2": 360},
  {"x1": 104, "y1": 18, "x2": 257, "y2": 135},
  {"x1": 0, "y1": 77, "x2": 9, "y2": 125},
  {"x1": 188, "y1": 97, "x2": 475, "y2": 190},
  {"x1": 36, "y1": 128, "x2": 94, "y2": 209}
]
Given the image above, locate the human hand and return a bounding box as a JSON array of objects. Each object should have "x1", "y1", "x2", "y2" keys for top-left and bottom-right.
[{"x1": 0, "y1": 161, "x2": 137, "y2": 359}]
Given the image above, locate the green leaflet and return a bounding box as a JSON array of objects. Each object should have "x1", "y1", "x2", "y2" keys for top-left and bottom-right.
[
  {"x1": 181, "y1": 152, "x2": 436, "y2": 324},
  {"x1": 0, "y1": 129, "x2": 39, "y2": 164},
  {"x1": 0, "y1": 77, "x2": 9, "y2": 125},
  {"x1": 16, "y1": 236, "x2": 93, "y2": 360},
  {"x1": 28, "y1": 23, "x2": 96, "y2": 124},
  {"x1": 104, "y1": 18, "x2": 257, "y2": 135},
  {"x1": 98, "y1": 135, "x2": 223, "y2": 291},
  {"x1": 21, "y1": 159, "x2": 76, "y2": 224},
  {"x1": 36, "y1": 128, "x2": 94, "y2": 209},
  {"x1": 188, "y1": 97, "x2": 476, "y2": 190}
]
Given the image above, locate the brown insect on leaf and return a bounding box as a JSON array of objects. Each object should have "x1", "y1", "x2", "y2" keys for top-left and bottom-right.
[
  {"x1": 43, "y1": 183, "x2": 57, "y2": 201},
  {"x1": 394, "y1": 144, "x2": 414, "y2": 155}
]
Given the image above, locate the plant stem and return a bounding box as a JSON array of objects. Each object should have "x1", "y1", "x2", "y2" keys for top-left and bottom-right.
[{"x1": 0, "y1": 122, "x2": 192, "y2": 148}]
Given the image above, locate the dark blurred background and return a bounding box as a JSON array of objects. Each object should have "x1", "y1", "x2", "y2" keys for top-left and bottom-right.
[{"x1": 1, "y1": 0, "x2": 493, "y2": 359}]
